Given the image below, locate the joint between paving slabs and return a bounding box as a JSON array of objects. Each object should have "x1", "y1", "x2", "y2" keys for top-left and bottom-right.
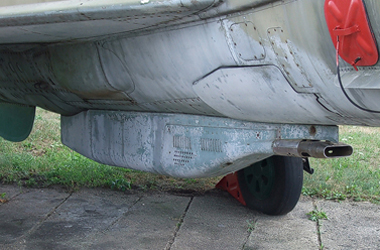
[
  {"x1": 0, "y1": 187, "x2": 24, "y2": 205},
  {"x1": 24, "y1": 191, "x2": 74, "y2": 238},
  {"x1": 312, "y1": 199, "x2": 324, "y2": 250},
  {"x1": 165, "y1": 196, "x2": 194, "y2": 250},
  {"x1": 241, "y1": 217, "x2": 258, "y2": 250},
  {"x1": 101, "y1": 195, "x2": 144, "y2": 234}
]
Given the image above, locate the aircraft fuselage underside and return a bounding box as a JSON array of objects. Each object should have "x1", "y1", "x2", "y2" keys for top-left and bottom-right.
[{"x1": 0, "y1": 0, "x2": 378, "y2": 177}]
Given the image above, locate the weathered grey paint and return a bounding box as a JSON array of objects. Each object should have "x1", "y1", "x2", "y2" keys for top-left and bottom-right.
[
  {"x1": 1, "y1": 0, "x2": 379, "y2": 175},
  {"x1": 193, "y1": 66, "x2": 327, "y2": 124},
  {"x1": 0, "y1": 0, "x2": 217, "y2": 43},
  {"x1": 0, "y1": 0, "x2": 61, "y2": 7},
  {"x1": 1, "y1": 0, "x2": 380, "y2": 125},
  {"x1": 62, "y1": 111, "x2": 339, "y2": 178}
]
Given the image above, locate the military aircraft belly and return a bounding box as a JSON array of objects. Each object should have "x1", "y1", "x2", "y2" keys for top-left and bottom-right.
[
  {"x1": 0, "y1": 0, "x2": 377, "y2": 179},
  {"x1": 0, "y1": 0, "x2": 379, "y2": 164},
  {"x1": 0, "y1": 0, "x2": 379, "y2": 124}
]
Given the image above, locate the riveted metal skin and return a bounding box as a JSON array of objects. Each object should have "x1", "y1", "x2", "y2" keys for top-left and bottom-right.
[
  {"x1": 61, "y1": 110, "x2": 339, "y2": 178},
  {"x1": 3, "y1": 0, "x2": 380, "y2": 176}
]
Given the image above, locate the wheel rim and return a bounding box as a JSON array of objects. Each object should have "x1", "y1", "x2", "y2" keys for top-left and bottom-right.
[{"x1": 242, "y1": 158, "x2": 275, "y2": 200}]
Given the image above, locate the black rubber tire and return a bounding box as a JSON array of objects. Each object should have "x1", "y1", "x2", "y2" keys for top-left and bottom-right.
[{"x1": 237, "y1": 156, "x2": 303, "y2": 215}]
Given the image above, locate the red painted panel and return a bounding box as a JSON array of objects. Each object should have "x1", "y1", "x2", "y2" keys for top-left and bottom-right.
[{"x1": 325, "y1": 0, "x2": 378, "y2": 69}]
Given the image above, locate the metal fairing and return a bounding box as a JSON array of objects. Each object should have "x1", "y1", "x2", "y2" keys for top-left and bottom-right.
[
  {"x1": 193, "y1": 66, "x2": 327, "y2": 124},
  {"x1": 1, "y1": 0, "x2": 379, "y2": 124},
  {"x1": 61, "y1": 111, "x2": 338, "y2": 178},
  {"x1": 1, "y1": 0, "x2": 380, "y2": 175},
  {"x1": 0, "y1": 0, "x2": 218, "y2": 43}
]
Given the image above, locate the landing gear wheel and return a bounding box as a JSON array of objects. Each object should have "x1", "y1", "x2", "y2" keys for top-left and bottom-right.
[{"x1": 237, "y1": 156, "x2": 303, "y2": 215}]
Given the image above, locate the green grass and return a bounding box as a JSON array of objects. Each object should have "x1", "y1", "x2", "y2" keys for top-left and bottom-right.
[
  {"x1": 303, "y1": 126, "x2": 380, "y2": 203},
  {"x1": 0, "y1": 108, "x2": 380, "y2": 202},
  {"x1": 246, "y1": 219, "x2": 258, "y2": 233},
  {"x1": 307, "y1": 209, "x2": 328, "y2": 222},
  {"x1": 0, "y1": 108, "x2": 218, "y2": 192},
  {"x1": 307, "y1": 208, "x2": 328, "y2": 250}
]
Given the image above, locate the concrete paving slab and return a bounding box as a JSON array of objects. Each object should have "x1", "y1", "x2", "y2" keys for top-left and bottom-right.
[
  {"x1": 171, "y1": 191, "x2": 255, "y2": 250},
  {"x1": 0, "y1": 188, "x2": 70, "y2": 245},
  {"x1": 1, "y1": 184, "x2": 380, "y2": 250},
  {"x1": 25, "y1": 188, "x2": 140, "y2": 250},
  {"x1": 0, "y1": 185, "x2": 23, "y2": 202},
  {"x1": 86, "y1": 194, "x2": 191, "y2": 250},
  {"x1": 317, "y1": 200, "x2": 380, "y2": 250},
  {"x1": 244, "y1": 196, "x2": 319, "y2": 250}
]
